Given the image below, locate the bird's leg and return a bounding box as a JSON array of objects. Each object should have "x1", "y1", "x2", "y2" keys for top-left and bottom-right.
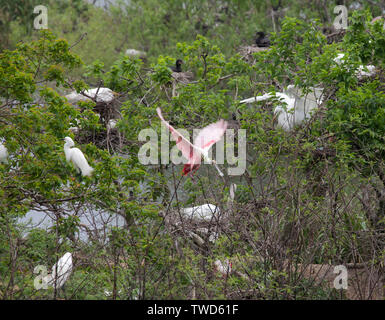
[
  {"x1": 211, "y1": 159, "x2": 224, "y2": 177},
  {"x1": 189, "y1": 173, "x2": 196, "y2": 182}
]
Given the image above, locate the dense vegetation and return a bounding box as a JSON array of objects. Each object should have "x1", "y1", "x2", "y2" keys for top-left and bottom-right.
[{"x1": 1, "y1": 0, "x2": 385, "y2": 300}]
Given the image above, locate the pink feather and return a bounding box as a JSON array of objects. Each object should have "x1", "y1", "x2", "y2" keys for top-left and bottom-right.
[{"x1": 156, "y1": 108, "x2": 227, "y2": 176}]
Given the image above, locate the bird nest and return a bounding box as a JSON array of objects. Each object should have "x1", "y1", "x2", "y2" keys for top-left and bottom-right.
[
  {"x1": 171, "y1": 71, "x2": 194, "y2": 84},
  {"x1": 72, "y1": 123, "x2": 126, "y2": 153},
  {"x1": 92, "y1": 100, "x2": 120, "y2": 122},
  {"x1": 238, "y1": 45, "x2": 269, "y2": 64},
  {"x1": 160, "y1": 209, "x2": 227, "y2": 250},
  {"x1": 65, "y1": 89, "x2": 125, "y2": 151},
  {"x1": 324, "y1": 28, "x2": 346, "y2": 44}
]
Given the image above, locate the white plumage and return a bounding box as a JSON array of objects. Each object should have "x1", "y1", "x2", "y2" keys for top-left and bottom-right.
[
  {"x1": 106, "y1": 119, "x2": 118, "y2": 131},
  {"x1": 213, "y1": 259, "x2": 232, "y2": 276},
  {"x1": 125, "y1": 49, "x2": 147, "y2": 59},
  {"x1": 182, "y1": 204, "x2": 220, "y2": 221},
  {"x1": 43, "y1": 252, "x2": 73, "y2": 289},
  {"x1": 65, "y1": 88, "x2": 116, "y2": 104},
  {"x1": 104, "y1": 289, "x2": 122, "y2": 297},
  {"x1": 0, "y1": 142, "x2": 8, "y2": 164},
  {"x1": 333, "y1": 53, "x2": 376, "y2": 79},
  {"x1": 240, "y1": 86, "x2": 323, "y2": 131},
  {"x1": 333, "y1": 53, "x2": 346, "y2": 65},
  {"x1": 239, "y1": 92, "x2": 278, "y2": 105},
  {"x1": 356, "y1": 64, "x2": 376, "y2": 78},
  {"x1": 64, "y1": 137, "x2": 94, "y2": 177},
  {"x1": 68, "y1": 126, "x2": 80, "y2": 134},
  {"x1": 181, "y1": 183, "x2": 237, "y2": 222}
]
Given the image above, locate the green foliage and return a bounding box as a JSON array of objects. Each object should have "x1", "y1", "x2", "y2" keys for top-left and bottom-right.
[{"x1": 1, "y1": 2, "x2": 385, "y2": 301}]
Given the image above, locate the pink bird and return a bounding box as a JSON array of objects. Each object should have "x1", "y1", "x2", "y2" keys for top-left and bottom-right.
[{"x1": 156, "y1": 108, "x2": 227, "y2": 177}]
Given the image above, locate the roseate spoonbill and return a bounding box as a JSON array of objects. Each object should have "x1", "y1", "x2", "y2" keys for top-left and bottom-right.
[
  {"x1": 43, "y1": 252, "x2": 73, "y2": 289},
  {"x1": 156, "y1": 107, "x2": 227, "y2": 176},
  {"x1": 64, "y1": 137, "x2": 94, "y2": 177},
  {"x1": 65, "y1": 88, "x2": 117, "y2": 104},
  {"x1": 255, "y1": 31, "x2": 270, "y2": 47},
  {"x1": 0, "y1": 142, "x2": 8, "y2": 164},
  {"x1": 170, "y1": 59, "x2": 183, "y2": 73},
  {"x1": 371, "y1": 16, "x2": 384, "y2": 24}
]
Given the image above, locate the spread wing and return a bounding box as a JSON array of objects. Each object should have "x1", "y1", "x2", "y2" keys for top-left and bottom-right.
[
  {"x1": 194, "y1": 119, "x2": 228, "y2": 153},
  {"x1": 156, "y1": 108, "x2": 200, "y2": 164},
  {"x1": 156, "y1": 108, "x2": 227, "y2": 168}
]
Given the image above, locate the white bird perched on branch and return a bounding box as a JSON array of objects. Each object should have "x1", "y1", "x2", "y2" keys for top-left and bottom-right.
[
  {"x1": 107, "y1": 119, "x2": 118, "y2": 131},
  {"x1": 182, "y1": 184, "x2": 237, "y2": 245},
  {"x1": 213, "y1": 259, "x2": 232, "y2": 278},
  {"x1": 64, "y1": 137, "x2": 94, "y2": 177},
  {"x1": 125, "y1": 49, "x2": 147, "y2": 60},
  {"x1": 43, "y1": 252, "x2": 73, "y2": 289},
  {"x1": 181, "y1": 183, "x2": 237, "y2": 222},
  {"x1": 333, "y1": 53, "x2": 376, "y2": 79},
  {"x1": 0, "y1": 141, "x2": 9, "y2": 164},
  {"x1": 240, "y1": 86, "x2": 323, "y2": 131},
  {"x1": 65, "y1": 87, "x2": 117, "y2": 104}
]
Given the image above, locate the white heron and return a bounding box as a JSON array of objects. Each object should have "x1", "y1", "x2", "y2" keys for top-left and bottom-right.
[
  {"x1": 0, "y1": 142, "x2": 8, "y2": 164},
  {"x1": 240, "y1": 86, "x2": 323, "y2": 131},
  {"x1": 125, "y1": 49, "x2": 147, "y2": 60},
  {"x1": 43, "y1": 252, "x2": 73, "y2": 289},
  {"x1": 333, "y1": 53, "x2": 376, "y2": 79},
  {"x1": 181, "y1": 184, "x2": 237, "y2": 245},
  {"x1": 106, "y1": 119, "x2": 118, "y2": 131},
  {"x1": 213, "y1": 259, "x2": 232, "y2": 277},
  {"x1": 64, "y1": 137, "x2": 94, "y2": 177},
  {"x1": 65, "y1": 87, "x2": 117, "y2": 104},
  {"x1": 181, "y1": 183, "x2": 237, "y2": 222}
]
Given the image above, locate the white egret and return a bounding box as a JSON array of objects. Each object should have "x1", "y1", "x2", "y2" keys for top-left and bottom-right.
[
  {"x1": 125, "y1": 49, "x2": 147, "y2": 60},
  {"x1": 181, "y1": 184, "x2": 236, "y2": 246},
  {"x1": 64, "y1": 137, "x2": 94, "y2": 177},
  {"x1": 181, "y1": 204, "x2": 220, "y2": 221},
  {"x1": 240, "y1": 86, "x2": 323, "y2": 131},
  {"x1": 107, "y1": 119, "x2": 118, "y2": 131},
  {"x1": 213, "y1": 259, "x2": 232, "y2": 277},
  {"x1": 65, "y1": 87, "x2": 117, "y2": 104},
  {"x1": 181, "y1": 183, "x2": 237, "y2": 222},
  {"x1": 333, "y1": 53, "x2": 376, "y2": 79},
  {"x1": 43, "y1": 252, "x2": 73, "y2": 289},
  {"x1": 0, "y1": 142, "x2": 9, "y2": 164}
]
